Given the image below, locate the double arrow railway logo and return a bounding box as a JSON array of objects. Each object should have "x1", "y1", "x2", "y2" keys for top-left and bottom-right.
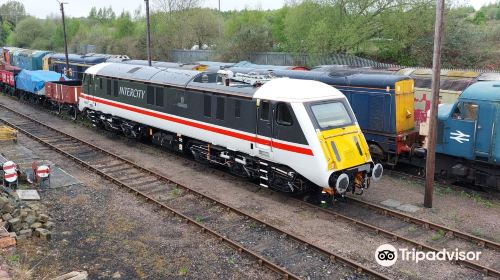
[{"x1": 450, "y1": 130, "x2": 470, "y2": 144}]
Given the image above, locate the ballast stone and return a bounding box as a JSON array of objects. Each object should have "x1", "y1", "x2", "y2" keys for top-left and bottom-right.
[
  {"x1": 7, "y1": 218, "x2": 21, "y2": 232},
  {"x1": 35, "y1": 228, "x2": 51, "y2": 240},
  {"x1": 2, "y1": 214, "x2": 12, "y2": 222},
  {"x1": 19, "y1": 229, "x2": 32, "y2": 237}
]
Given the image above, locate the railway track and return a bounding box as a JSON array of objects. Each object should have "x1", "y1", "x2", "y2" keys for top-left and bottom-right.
[
  {"x1": 0, "y1": 104, "x2": 388, "y2": 279},
  {"x1": 289, "y1": 196, "x2": 500, "y2": 278},
  {"x1": 1, "y1": 100, "x2": 499, "y2": 278}
]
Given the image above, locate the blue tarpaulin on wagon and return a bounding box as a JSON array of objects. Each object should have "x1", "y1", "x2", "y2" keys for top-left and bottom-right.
[{"x1": 15, "y1": 70, "x2": 68, "y2": 94}]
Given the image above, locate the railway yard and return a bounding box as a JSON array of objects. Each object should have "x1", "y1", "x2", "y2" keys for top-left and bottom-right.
[
  {"x1": 0, "y1": 1, "x2": 499, "y2": 278},
  {"x1": 0, "y1": 93, "x2": 499, "y2": 279}
]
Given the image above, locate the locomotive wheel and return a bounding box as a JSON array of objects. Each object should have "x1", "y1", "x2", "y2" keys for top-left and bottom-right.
[
  {"x1": 369, "y1": 143, "x2": 385, "y2": 164},
  {"x1": 69, "y1": 106, "x2": 78, "y2": 121}
]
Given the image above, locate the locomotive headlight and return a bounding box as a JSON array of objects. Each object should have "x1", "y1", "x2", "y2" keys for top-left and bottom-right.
[{"x1": 328, "y1": 162, "x2": 335, "y2": 170}]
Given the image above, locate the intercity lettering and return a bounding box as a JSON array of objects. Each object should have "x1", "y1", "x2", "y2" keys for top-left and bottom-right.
[{"x1": 119, "y1": 87, "x2": 145, "y2": 99}]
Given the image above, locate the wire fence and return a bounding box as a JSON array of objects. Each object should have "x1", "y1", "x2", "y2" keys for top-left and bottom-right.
[{"x1": 169, "y1": 49, "x2": 500, "y2": 73}]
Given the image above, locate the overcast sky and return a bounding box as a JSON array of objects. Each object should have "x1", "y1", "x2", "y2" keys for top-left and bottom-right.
[{"x1": 1, "y1": 0, "x2": 496, "y2": 18}]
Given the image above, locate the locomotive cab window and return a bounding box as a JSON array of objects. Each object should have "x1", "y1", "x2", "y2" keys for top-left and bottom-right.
[
  {"x1": 309, "y1": 101, "x2": 353, "y2": 130},
  {"x1": 276, "y1": 103, "x2": 292, "y2": 126},
  {"x1": 452, "y1": 102, "x2": 478, "y2": 121},
  {"x1": 260, "y1": 101, "x2": 270, "y2": 121},
  {"x1": 83, "y1": 75, "x2": 89, "y2": 93}
]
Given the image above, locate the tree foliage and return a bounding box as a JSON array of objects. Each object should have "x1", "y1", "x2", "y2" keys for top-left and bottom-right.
[
  {"x1": 3, "y1": 0, "x2": 500, "y2": 69},
  {"x1": 0, "y1": 0, "x2": 26, "y2": 25}
]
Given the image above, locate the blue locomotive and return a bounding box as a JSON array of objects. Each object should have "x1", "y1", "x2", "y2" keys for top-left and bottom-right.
[{"x1": 431, "y1": 81, "x2": 500, "y2": 189}]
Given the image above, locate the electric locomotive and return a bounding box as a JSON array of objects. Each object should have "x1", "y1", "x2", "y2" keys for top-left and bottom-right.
[
  {"x1": 222, "y1": 67, "x2": 416, "y2": 165},
  {"x1": 79, "y1": 63, "x2": 383, "y2": 195}
]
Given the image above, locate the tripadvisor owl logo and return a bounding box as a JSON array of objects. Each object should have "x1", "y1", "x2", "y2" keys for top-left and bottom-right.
[{"x1": 375, "y1": 244, "x2": 398, "y2": 267}]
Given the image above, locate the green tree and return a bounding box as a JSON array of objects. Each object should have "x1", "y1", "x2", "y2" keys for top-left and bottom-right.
[
  {"x1": 0, "y1": 21, "x2": 13, "y2": 46},
  {"x1": 11, "y1": 17, "x2": 45, "y2": 48},
  {"x1": 88, "y1": 7, "x2": 97, "y2": 19},
  {"x1": 0, "y1": 1, "x2": 26, "y2": 26},
  {"x1": 269, "y1": 7, "x2": 289, "y2": 51},
  {"x1": 114, "y1": 11, "x2": 135, "y2": 39},
  {"x1": 186, "y1": 8, "x2": 220, "y2": 49},
  {"x1": 220, "y1": 10, "x2": 273, "y2": 60},
  {"x1": 472, "y1": 10, "x2": 486, "y2": 25}
]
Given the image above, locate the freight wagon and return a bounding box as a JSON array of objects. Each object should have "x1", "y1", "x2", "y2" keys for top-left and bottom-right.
[
  {"x1": 15, "y1": 70, "x2": 67, "y2": 103},
  {"x1": 0, "y1": 65, "x2": 20, "y2": 95},
  {"x1": 45, "y1": 80, "x2": 82, "y2": 119}
]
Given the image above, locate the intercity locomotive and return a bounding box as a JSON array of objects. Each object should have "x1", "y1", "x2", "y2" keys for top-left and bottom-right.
[{"x1": 78, "y1": 63, "x2": 383, "y2": 195}]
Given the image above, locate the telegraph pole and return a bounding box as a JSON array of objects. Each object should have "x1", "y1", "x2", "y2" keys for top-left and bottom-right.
[
  {"x1": 58, "y1": 1, "x2": 70, "y2": 77},
  {"x1": 218, "y1": 0, "x2": 222, "y2": 38},
  {"x1": 145, "y1": 0, "x2": 152, "y2": 66},
  {"x1": 424, "y1": 0, "x2": 446, "y2": 208}
]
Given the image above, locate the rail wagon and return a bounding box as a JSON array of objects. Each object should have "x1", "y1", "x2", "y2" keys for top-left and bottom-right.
[
  {"x1": 0, "y1": 65, "x2": 20, "y2": 95},
  {"x1": 79, "y1": 63, "x2": 383, "y2": 195},
  {"x1": 45, "y1": 80, "x2": 82, "y2": 119},
  {"x1": 224, "y1": 67, "x2": 416, "y2": 165},
  {"x1": 15, "y1": 70, "x2": 67, "y2": 103}
]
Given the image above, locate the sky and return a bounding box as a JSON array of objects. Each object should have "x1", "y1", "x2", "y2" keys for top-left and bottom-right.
[{"x1": 0, "y1": 0, "x2": 496, "y2": 18}]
